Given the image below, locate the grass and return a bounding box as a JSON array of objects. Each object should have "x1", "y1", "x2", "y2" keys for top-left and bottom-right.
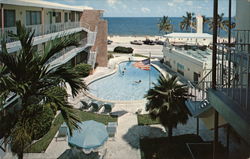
[
  {"x1": 137, "y1": 114, "x2": 160, "y2": 125},
  {"x1": 25, "y1": 109, "x2": 117, "y2": 153},
  {"x1": 140, "y1": 134, "x2": 204, "y2": 159},
  {"x1": 25, "y1": 113, "x2": 64, "y2": 153}
]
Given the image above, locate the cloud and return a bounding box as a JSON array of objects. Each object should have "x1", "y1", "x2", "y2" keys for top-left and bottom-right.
[
  {"x1": 141, "y1": 7, "x2": 151, "y2": 13},
  {"x1": 167, "y1": 2, "x2": 174, "y2": 7},
  {"x1": 107, "y1": 0, "x2": 118, "y2": 6},
  {"x1": 173, "y1": 0, "x2": 184, "y2": 3},
  {"x1": 187, "y1": 1, "x2": 193, "y2": 6}
]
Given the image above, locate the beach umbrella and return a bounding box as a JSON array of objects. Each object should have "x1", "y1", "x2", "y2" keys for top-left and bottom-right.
[{"x1": 68, "y1": 120, "x2": 108, "y2": 153}]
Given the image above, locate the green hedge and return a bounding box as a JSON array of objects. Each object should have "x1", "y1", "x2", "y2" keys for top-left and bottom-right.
[
  {"x1": 114, "y1": 46, "x2": 133, "y2": 53},
  {"x1": 74, "y1": 63, "x2": 92, "y2": 77}
]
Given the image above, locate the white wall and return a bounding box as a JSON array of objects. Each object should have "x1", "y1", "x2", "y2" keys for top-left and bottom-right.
[
  {"x1": 167, "y1": 37, "x2": 212, "y2": 46},
  {"x1": 163, "y1": 46, "x2": 206, "y2": 82},
  {"x1": 236, "y1": 0, "x2": 250, "y2": 30}
]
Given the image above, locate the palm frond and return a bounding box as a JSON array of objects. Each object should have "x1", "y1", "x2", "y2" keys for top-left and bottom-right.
[{"x1": 40, "y1": 35, "x2": 80, "y2": 65}]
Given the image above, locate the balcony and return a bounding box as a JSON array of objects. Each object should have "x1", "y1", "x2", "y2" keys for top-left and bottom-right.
[
  {"x1": 0, "y1": 22, "x2": 92, "y2": 42},
  {"x1": 186, "y1": 30, "x2": 250, "y2": 143},
  {"x1": 0, "y1": 22, "x2": 97, "y2": 54},
  {"x1": 48, "y1": 37, "x2": 91, "y2": 68}
]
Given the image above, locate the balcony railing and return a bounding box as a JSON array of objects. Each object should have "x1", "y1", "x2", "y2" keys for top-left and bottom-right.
[
  {"x1": 0, "y1": 22, "x2": 92, "y2": 43},
  {"x1": 186, "y1": 30, "x2": 250, "y2": 115},
  {"x1": 46, "y1": 37, "x2": 88, "y2": 65}
]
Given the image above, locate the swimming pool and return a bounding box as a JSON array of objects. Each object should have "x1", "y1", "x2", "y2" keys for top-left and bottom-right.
[{"x1": 88, "y1": 61, "x2": 161, "y2": 101}]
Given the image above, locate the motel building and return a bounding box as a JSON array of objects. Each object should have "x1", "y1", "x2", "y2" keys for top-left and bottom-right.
[
  {"x1": 163, "y1": 15, "x2": 213, "y2": 84},
  {"x1": 0, "y1": 0, "x2": 108, "y2": 157},
  {"x1": 0, "y1": 0, "x2": 108, "y2": 69}
]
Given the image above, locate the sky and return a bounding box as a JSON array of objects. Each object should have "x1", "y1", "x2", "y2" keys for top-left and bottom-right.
[{"x1": 46, "y1": 0, "x2": 236, "y2": 17}]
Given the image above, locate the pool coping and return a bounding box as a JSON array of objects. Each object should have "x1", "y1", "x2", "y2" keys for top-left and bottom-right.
[{"x1": 84, "y1": 57, "x2": 165, "y2": 104}]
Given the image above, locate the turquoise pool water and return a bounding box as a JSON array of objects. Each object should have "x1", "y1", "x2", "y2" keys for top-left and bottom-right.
[{"x1": 88, "y1": 61, "x2": 161, "y2": 101}]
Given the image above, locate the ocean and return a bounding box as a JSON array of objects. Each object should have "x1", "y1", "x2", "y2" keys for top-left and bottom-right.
[{"x1": 104, "y1": 17, "x2": 230, "y2": 37}]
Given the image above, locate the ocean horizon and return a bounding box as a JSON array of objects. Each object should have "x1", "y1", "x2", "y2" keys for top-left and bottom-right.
[{"x1": 104, "y1": 17, "x2": 232, "y2": 37}]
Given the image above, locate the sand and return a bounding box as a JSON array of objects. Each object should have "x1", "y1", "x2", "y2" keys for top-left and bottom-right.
[{"x1": 107, "y1": 36, "x2": 165, "y2": 58}]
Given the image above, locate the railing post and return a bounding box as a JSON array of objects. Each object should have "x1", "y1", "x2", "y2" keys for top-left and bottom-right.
[{"x1": 212, "y1": 0, "x2": 218, "y2": 90}]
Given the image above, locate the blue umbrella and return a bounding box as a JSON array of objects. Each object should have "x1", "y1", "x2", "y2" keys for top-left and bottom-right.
[{"x1": 68, "y1": 120, "x2": 108, "y2": 152}]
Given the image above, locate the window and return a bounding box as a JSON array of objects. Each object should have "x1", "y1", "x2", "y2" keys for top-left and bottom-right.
[
  {"x1": 177, "y1": 63, "x2": 185, "y2": 76},
  {"x1": 70, "y1": 11, "x2": 75, "y2": 22},
  {"x1": 64, "y1": 12, "x2": 68, "y2": 22},
  {"x1": 26, "y1": 11, "x2": 41, "y2": 25},
  {"x1": 55, "y1": 12, "x2": 61, "y2": 23},
  {"x1": 4, "y1": 10, "x2": 16, "y2": 27}
]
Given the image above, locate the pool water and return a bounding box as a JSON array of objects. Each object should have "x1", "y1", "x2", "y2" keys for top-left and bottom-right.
[{"x1": 88, "y1": 61, "x2": 161, "y2": 101}]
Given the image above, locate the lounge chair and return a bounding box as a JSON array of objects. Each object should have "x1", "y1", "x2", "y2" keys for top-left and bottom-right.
[
  {"x1": 90, "y1": 101, "x2": 104, "y2": 112},
  {"x1": 103, "y1": 103, "x2": 114, "y2": 114},
  {"x1": 80, "y1": 100, "x2": 92, "y2": 110},
  {"x1": 106, "y1": 122, "x2": 118, "y2": 137},
  {"x1": 56, "y1": 123, "x2": 68, "y2": 141}
]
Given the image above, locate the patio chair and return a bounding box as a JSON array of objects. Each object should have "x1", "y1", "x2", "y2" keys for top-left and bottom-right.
[
  {"x1": 103, "y1": 103, "x2": 114, "y2": 114},
  {"x1": 80, "y1": 100, "x2": 92, "y2": 110},
  {"x1": 56, "y1": 123, "x2": 68, "y2": 141},
  {"x1": 90, "y1": 101, "x2": 104, "y2": 112},
  {"x1": 106, "y1": 122, "x2": 118, "y2": 137}
]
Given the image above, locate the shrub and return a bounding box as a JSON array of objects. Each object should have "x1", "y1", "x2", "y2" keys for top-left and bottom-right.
[
  {"x1": 108, "y1": 53, "x2": 114, "y2": 60},
  {"x1": 28, "y1": 106, "x2": 54, "y2": 140},
  {"x1": 74, "y1": 63, "x2": 92, "y2": 77},
  {"x1": 114, "y1": 46, "x2": 133, "y2": 53}
]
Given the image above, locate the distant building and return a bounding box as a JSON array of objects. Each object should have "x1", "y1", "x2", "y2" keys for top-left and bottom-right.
[
  {"x1": 163, "y1": 43, "x2": 212, "y2": 83},
  {"x1": 163, "y1": 16, "x2": 213, "y2": 83}
]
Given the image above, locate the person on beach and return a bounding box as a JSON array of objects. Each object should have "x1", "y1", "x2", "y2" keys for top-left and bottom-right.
[{"x1": 134, "y1": 80, "x2": 141, "y2": 84}]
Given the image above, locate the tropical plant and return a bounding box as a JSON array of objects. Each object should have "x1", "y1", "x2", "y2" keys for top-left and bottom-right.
[
  {"x1": 158, "y1": 16, "x2": 173, "y2": 33},
  {"x1": 223, "y1": 20, "x2": 236, "y2": 32},
  {"x1": 74, "y1": 63, "x2": 92, "y2": 77},
  {"x1": 145, "y1": 75, "x2": 190, "y2": 139},
  {"x1": 0, "y1": 21, "x2": 87, "y2": 159},
  {"x1": 208, "y1": 13, "x2": 228, "y2": 36},
  {"x1": 180, "y1": 12, "x2": 196, "y2": 31}
]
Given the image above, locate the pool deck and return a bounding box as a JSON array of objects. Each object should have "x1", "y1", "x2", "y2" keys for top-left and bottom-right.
[{"x1": 3, "y1": 56, "x2": 215, "y2": 159}]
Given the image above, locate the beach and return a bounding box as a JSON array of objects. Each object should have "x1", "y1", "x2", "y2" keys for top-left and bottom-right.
[{"x1": 108, "y1": 36, "x2": 164, "y2": 58}]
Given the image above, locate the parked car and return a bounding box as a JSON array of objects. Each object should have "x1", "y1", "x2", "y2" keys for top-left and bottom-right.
[
  {"x1": 130, "y1": 40, "x2": 143, "y2": 45},
  {"x1": 143, "y1": 39, "x2": 155, "y2": 45},
  {"x1": 155, "y1": 40, "x2": 164, "y2": 45},
  {"x1": 108, "y1": 40, "x2": 113, "y2": 45}
]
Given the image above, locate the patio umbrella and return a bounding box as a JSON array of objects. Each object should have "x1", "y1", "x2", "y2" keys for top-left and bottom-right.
[{"x1": 68, "y1": 120, "x2": 108, "y2": 153}]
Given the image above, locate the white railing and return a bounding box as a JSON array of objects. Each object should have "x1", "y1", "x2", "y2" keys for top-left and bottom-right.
[
  {"x1": 1, "y1": 22, "x2": 94, "y2": 43},
  {"x1": 47, "y1": 37, "x2": 88, "y2": 65},
  {"x1": 87, "y1": 50, "x2": 97, "y2": 68},
  {"x1": 0, "y1": 27, "x2": 17, "y2": 42}
]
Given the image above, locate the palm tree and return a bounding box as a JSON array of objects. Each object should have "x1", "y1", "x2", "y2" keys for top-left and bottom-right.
[
  {"x1": 180, "y1": 12, "x2": 196, "y2": 31},
  {"x1": 145, "y1": 75, "x2": 190, "y2": 139},
  {"x1": 223, "y1": 20, "x2": 236, "y2": 32},
  {"x1": 0, "y1": 21, "x2": 87, "y2": 159},
  {"x1": 158, "y1": 16, "x2": 173, "y2": 33},
  {"x1": 209, "y1": 13, "x2": 228, "y2": 36}
]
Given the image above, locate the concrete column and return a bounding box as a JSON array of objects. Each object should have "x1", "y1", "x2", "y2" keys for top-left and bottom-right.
[
  {"x1": 41, "y1": 8, "x2": 45, "y2": 35},
  {"x1": 213, "y1": 110, "x2": 219, "y2": 159},
  {"x1": 1, "y1": 4, "x2": 4, "y2": 33}
]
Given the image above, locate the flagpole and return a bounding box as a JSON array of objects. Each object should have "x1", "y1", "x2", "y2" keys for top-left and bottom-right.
[{"x1": 149, "y1": 52, "x2": 151, "y2": 90}]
